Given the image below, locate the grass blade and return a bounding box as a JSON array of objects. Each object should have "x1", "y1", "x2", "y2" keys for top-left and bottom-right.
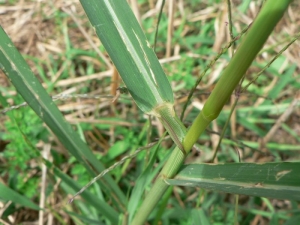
[
  {"x1": 79, "y1": 0, "x2": 187, "y2": 154},
  {"x1": 80, "y1": 0, "x2": 173, "y2": 113},
  {"x1": 166, "y1": 163, "x2": 300, "y2": 200},
  {"x1": 0, "y1": 182, "x2": 40, "y2": 210},
  {"x1": 0, "y1": 26, "x2": 125, "y2": 221}
]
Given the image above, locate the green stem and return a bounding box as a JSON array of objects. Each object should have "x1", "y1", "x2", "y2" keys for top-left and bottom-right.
[
  {"x1": 131, "y1": 1, "x2": 291, "y2": 224},
  {"x1": 132, "y1": 147, "x2": 185, "y2": 225}
]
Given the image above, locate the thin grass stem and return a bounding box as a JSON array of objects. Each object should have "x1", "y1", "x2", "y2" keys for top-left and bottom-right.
[
  {"x1": 154, "y1": 0, "x2": 165, "y2": 51},
  {"x1": 180, "y1": 24, "x2": 251, "y2": 120},
  {"x1": 242, "y1": 32, "x2": 300, "y2": 92},
  {"x1": 69, "y1": 141, "x2": 158, "y2": 203}
]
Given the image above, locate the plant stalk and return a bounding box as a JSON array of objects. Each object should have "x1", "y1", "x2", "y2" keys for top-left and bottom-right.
[{"x1": 131, "y1": 1, "x2": 291, "y2": 224}]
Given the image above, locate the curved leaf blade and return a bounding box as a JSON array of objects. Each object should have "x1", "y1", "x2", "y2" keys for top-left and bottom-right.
[
  {"x1": 0, "y1": 183, "x2": 40, "y2": 210},
  {"x1": 80, "y1": 0, "x2": 174, "y2": 113},
  {"x1": 0, "y1": 25, "x2": 126, "y2": 217},
  {"x1": 166, "y1": 163, "x2": 300, "y2": 200}
]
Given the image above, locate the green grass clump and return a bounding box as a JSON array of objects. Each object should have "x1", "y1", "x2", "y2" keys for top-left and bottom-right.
[{"x1": 0, "y1": 0, "x2": 299, "y2": 224}]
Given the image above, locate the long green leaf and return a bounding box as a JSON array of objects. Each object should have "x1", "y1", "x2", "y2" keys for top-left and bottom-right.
[
  {"x1": 0, "y1": 182, "x2": 40, "y2": 210},
  {"x1": 166, "y1": 163, "x2": 300, "y2": 200},
  {"x1": 80, "y1": 0, "x2": 173, "y2": 113},
  {"x1": 79, "y1": 0, "x2": 187, "y2": 154},
  {"x1": 0, "y1": 26, "x2": 126, "y2": 219}
]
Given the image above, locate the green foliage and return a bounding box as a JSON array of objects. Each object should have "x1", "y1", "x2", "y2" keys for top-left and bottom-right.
[
  {"x1": 0, "y1": 0, "x2": 299, "y2": 224},
  {"x1": 166, "y1": 56, "x2": 197, "y2": 90},
  {"x1": 0, "y1": 95, "x2": 46, "y2": 198},
  {"x1": 3, "y1": 109, "x2": 45, "y2": 170}
]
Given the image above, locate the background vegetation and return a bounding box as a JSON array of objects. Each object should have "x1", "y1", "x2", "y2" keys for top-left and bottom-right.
[{"x1": 0, "y1": 0, "x2": 299, "y2": 224}]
